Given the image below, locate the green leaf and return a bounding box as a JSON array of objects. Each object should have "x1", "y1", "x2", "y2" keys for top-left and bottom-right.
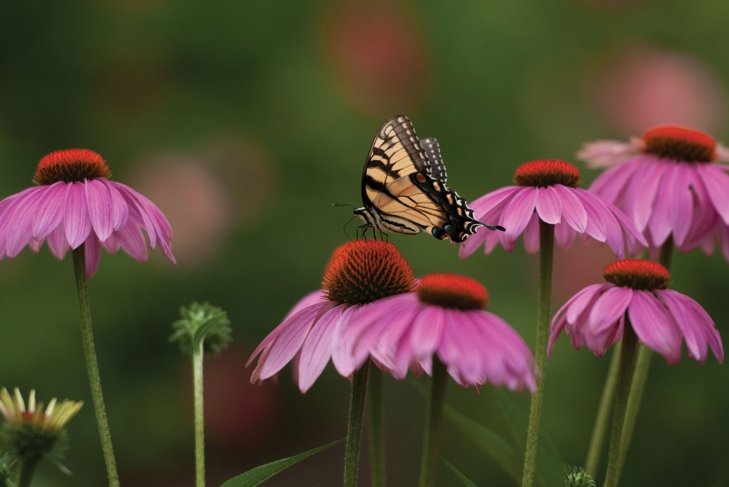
[
  {"x1": 441, "y1": 457, "x2": 478, "y2": 487},
  {"x1": 220, "y1": 439, "x2": 342, "y2": 487},
  {"x1": 444, "y1": 403, "x2": 520, "y2": 482},
  {"x1": 493, "y1": 389, "x2": 565, "y2": 487}
]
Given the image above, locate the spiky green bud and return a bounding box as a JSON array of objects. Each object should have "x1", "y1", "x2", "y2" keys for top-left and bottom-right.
[
  {"x1": 170, "y1": 302, "x2": 232, "y2": 356},
  {"x1": 564, "y1": 466, "x2": 596, "y2": 487}
]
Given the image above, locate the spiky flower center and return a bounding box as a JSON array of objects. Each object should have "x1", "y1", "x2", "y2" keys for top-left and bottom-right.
[
  {"x1": 417, "y1": 273, "x2": 488, "y2": 310},
  {"x1": 33, "y1": 149, "x2": 111, "y2": 185},
  {"x1": 603, "y1": 259, "x2": 670, "y2": 290},
  {"x1": 514, "y1": 160, "x2": 581, "y2": 187},
  {"x1": 322, "y1": 240, "x2": 416, "y2": 305},
  {"x1": 642, "y1": 126, "x2": 716, "y2": 162}
]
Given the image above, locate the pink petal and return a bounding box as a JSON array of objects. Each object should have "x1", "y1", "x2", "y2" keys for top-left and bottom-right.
[
  {"x1": 522, "y1": 214, "x2": 540, "y2": 253},
  {"x1": 106, "y1": 183, "x2": 129, "y2": 231},
  {"x1": 31, "y1": 182, "x2": 66, "y2": 240},
  {"x1": 535, "y1": 186, "x2": 563, "y2": 224},
  {"x1": 469, "y1": 186, "x2": 519, "y2": 217},
  {"x1": 587, "y1": 287, "x2": 632, "y2": 334},
  {"x1": 628, "y1": 291, "x2": 682, "y2": 364},
  {"x1": 46, "y1": 224, "x2": 71, "y2": 260},
  {"x1": 64, "y1": 183, "x2": 92, "y2": 249},
  {"x1": 4, "y1": 188, "x2": 46, "y2": 257},
  {"x1": 589, "y1": 160, "x2": 641, "y2": 203},
  {"x1": 84, "y1": 236, "x2": 102, "y2": 278},
  {"x1": 501, "y1": 187, "x2": 538, "y2": 241},
  {"x1": 697, "y1": 164, "x2": 729, "y2": 225},
  {"x1": 296, "y1": 306, "x2": 342, "y2": 392},
  {"x1": 331, "y1": 306, "x2": 365, "y2": 377},
  {"x1": 577, "y1": 140, "x2": 639, "y2": 168},
  {"x1": 552, "y1": 185, "x2": 587, "y2": 233},
  {"x1": 627, "y1": 160, "x2": 664, "y2": 232},
  {"x1": 669, "y1": 164, "x2": 694, "y2": 246},
  {"x1": 85, "y1": 179, "x2": 114, "y2": 241}
]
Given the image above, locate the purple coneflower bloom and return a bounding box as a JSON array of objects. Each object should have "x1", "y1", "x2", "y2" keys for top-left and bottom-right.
[
  {"x1": 549, "y1": 259, "x2": 723, "y2": 364},
  {"x1": 0, "y1": 149, "x2": 175, "y2": 277},
  {"x1": 459, "y1": 160, "x2": 645, "y2": 258},
  {"x1": 248, "y1": 240, "x2": 416, "y2": 393},
  {"x1": 578, "y1": 126, "x2": 729, "y2": 253},
  {"x1": 347, "y1": 273, "x2": 536, "y2": 391}
]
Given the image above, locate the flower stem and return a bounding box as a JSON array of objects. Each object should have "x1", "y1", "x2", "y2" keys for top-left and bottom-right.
[
  {"x1": 72, "y1": 246, "x2": 120, "y2": 487},
  {"x1": 521, "y1": 221, "x2": 554, "y2": 487},
  {"x1": 193, "y1": 342, "x2": 206, "y2": 487},
  {"x1": 603, "y1": 321, "x2": 639, "y2": 487},
  {"x1": 367, "y1": 366, "x2": 385, "y2": 487},
  {"x1": 584, "y1": 343, "x2": 621, "y2": 477},
  {"x1": 17, "y1": 457, "x2": 40, "y2": 487},
  {"x1": 616, "y1": 238, "x2": 673, "y2": 476},
  {"x1": 418, "y1": 359, "x2": 448, "y2": 487},
  {"x1": 344, "y1": 361, "x2": 370, "y2": 487}
]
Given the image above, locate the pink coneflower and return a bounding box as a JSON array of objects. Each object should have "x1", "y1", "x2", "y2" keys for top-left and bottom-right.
[
  {"x1": 579, "y1": 125, "x2": 729, "y2": 251},
  {"x1": 549, "y1": 259, "x2": 723, "y2": 364},
  {"x1": 248, "y1": 240, "x2": 416, "y2": 393},
  {"x1": 0, "y1": 148, "x2": 175, "y2": 277},
  {"x1": 459, "y1": 160, "x2": 645, "y2": 258},
  {"x1": 348, "y1": 273, "x2": 536, "y2": 391}
]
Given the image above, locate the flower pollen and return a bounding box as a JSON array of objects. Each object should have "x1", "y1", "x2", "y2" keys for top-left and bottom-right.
[
  {"x1": 417, "y1": 273, "x2": 488, "y2": 310},
  {"x1": 33, "y1": 148, "x2": 111, "y2": 185},
  {"x1": 642, "y1": 126, "x2": 716, "y2": 162},
  {"x1": 603, "y1": 259, "x2": 670, "y2": 290},
  {"x1": 322, "y1": 240, "x2": 416, "y2": 305},
  {"x1": 514, "y1": 160, "x2": 581, "y2": 187}
]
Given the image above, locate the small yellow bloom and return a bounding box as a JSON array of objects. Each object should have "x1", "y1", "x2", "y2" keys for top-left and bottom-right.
[{"x1": 0, "y1": 387, "x2": 83, "y2": 433}]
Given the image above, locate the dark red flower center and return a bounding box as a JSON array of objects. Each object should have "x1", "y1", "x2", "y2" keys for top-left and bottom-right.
[
  {"x1": 642, "y1": 126, "x2": 716, "y2": 162},
  {"x1": 33, "y1": 149, "x2": 111, "y2": 185},
  {"x1": 322, "y1": 240, "x2": 416, "y2": 305},
  {"x1": 417, "y1": 273, "x2": 488, "y2": 310},
  {"x1": 603, "y1": 259, "x2": 670, "y2": 290},
  {"x1": 513, "y1": 160, "x2": 581, "y2": 187}
]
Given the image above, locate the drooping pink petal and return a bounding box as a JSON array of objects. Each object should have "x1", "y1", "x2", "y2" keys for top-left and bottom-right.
[
  {"x1": 552, "y1": 185, "x2": 587, "y2": 233},
  {"x1": 625, "y1": 159, "x2": 664, "y2": 232},
  {"x1": 331, "y1": 306, "x2": 367, "y2": 377},
  {"x1": 63, "y1": 183, "x2": 92, "y2": 249},
  {"x1": 469, "y1": 186, "x2": 519, "y2": 217},
  {"x1": 85, "y1": 179, "x2": 114, "y2": 242},
  {"x1": 696, "y1": 164, "x2": 729, "y2": 225},
  {"x1": 535, "y1": 186, "x2": 563, "y2": 224},
  {"x1": 589, "y1": 160, "x2": 641, "y2": 203},
  {"x1": 109, "y1": 221, "x2": 148, "y2": 262},
  {"x1": 408, "y1": 305, "x2": 445, "y2": 357},
  {"x1": 84, "y1": 236, "x2": 102, "y2": 278},
  {"x1": 668, "y1": 164, "x2": 695, "y2": 246},
  {"x1": 500, "y1": 187, "x2": 538, "y2": 241},
  {"x1": 296, "y1": 306, "x2": 343, "y2": 392},
  {"x1": 521, "y1": 214, "x2": 540, "y2": 252},
  {"x1": 549, "y1": 283, "x2": 609, "y2": 354},
  {"x1": 30, "y1": 182, "x2": 66, "y2": 240},
  {"x1": 647, "y1": 164, "x2": 675, "y2": 246},
  {"x1": 554, "y1": 219, "x2": 576, "y2": 249},
  {"x1": 46, "y1": 224, "x2": 71, "y2": 260},
  {"x1": 106, "y1": 182, "x2": 129, "y2": 231},
  {"x1": 587, "y1": 287, "x2": 632, "y2": 335},
  {"x1": 4, "y1": 187, "x2": 46, "y2": 257},
  {"x1": 578, "y1": 140, "x2": 640, "y2": 168},
  {"x1": 628, "y1": 291, "x2": 682, "y2": 364}
]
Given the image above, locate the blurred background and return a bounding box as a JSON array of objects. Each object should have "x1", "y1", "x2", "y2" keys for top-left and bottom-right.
[{"x1": 1, "y1": 0, "x2": 728, "y2": 485}]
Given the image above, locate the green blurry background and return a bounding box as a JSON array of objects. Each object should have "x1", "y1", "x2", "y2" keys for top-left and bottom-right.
[{"x1": 1, "y1": 0, "x2": 728, "y2": 485}]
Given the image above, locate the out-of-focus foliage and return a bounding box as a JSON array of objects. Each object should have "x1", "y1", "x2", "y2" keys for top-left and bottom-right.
[{"x1": 0, "y1": 0, "x2": 727, "y2": 485}]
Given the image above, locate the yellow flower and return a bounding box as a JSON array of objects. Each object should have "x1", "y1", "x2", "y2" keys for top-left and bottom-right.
[{"x1": 0, "y1": 388, "x2": 82, "y2": 433}]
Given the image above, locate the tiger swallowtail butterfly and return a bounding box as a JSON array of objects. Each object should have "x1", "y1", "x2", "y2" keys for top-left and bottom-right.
[{"x1": 353, "y1": 115, "x2": 503, "y2": 242}]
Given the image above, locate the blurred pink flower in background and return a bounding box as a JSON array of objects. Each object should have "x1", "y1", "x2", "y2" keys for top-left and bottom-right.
[
  {"x1": 321, "y1": 2, "x2": 431, "y2": 117},
  {"x1": 590, "y1": 45, "x2": 727, "y2": 134}
]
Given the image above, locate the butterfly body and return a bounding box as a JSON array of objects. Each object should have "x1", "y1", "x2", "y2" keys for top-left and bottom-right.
[{"x1": 354, "y1": 115, "x2": 501, "y2": 243}]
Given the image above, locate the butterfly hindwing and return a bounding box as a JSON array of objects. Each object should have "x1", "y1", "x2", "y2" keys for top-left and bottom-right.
[{"x1": 355, "y1": 115, "x2": 488, "y2": 242}]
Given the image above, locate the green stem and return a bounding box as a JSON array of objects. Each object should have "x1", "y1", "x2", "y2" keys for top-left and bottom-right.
[
  {"x1": 418, "y1": 359, "x2": 448, "y2": 487},
  {"x1": 193, "y1": 343, "x2": 206, "y2": 487},
  {"x1": 344, "y1": 361, "x2": 370, "y2": 487},
  {"x1": 584, "y1": 343, "x2": 621, "y2": 477},
  {"x1": 616, "y1": 238, "x2": 673, "y2": 477},
  {"x1": 521, "y1": 221, "x2": 554, "y2": 487},
  {"x1": 17, "y1": 457, "x2": 40, "y2": 487},
  {"x1": 72, "y1": 247, "x2": 120, "y2": 487},
  {"x1": 367, "y1": 366, "x2": 385, "y2": 487},
  {"x1": 603, "y1": 322, "x2": 639, "y2": 487}
]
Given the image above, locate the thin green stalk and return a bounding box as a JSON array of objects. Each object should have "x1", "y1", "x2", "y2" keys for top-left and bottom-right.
[
  {"x1": 521, "y1": 221, "x2": 554, "y2": 487},
  {"x1": 418, "y1": 359, "x2": 448, "y2": 487},
  {"x1": 17, "y1": 457, "x2": 40, "y2": 487},
  {"x1": 584, "y1": 343, "x2": 621, "y2": 477},
  {"x1": 344, "y1": 361, "x2": 370, "y2": 487},
  {"x1": 72, "y1": 246, "x2": 120, "y2": 487},
  {"x1": 616, "y1": 239, "x2": 673, "y2": 476},
  {"x1": 603, "y1": 322, "x2": 639, "y2": 487},
  {"x1": 367, "y1": 366, "x2": 385, "y2": 487},
  {"x1": 193, "y1": 342, "x2": 206, "y2": 487}
]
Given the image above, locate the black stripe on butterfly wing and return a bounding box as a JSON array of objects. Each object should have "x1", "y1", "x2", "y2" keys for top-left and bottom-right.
[{"x1": 419, "y1": 137, "x2": 448, "y2": 182}]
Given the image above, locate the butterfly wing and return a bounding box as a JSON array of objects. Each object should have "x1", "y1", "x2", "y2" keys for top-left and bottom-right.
[{"x1": 358, "y1": 115, "x2": 486, "y2": 242}]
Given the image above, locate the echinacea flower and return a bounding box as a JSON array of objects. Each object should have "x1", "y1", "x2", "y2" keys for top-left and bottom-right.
[
  {"x1": 578, "y1": 126, "x2": 729, "y2": 252},
  {"x1": 0, "y1": 148, "x2": 175, "y2": 277},
  {"x1": 0, "y1": 387, "x2": 83, "y2": 466},
  {"x1": 347, "y1": 273, "x2": 536, "y2": 391},
  {"x1": 248, "y1": 240, "x2": 416, "y2": 393},
  {"x1": 459, "y1": 160, "x2": 646, "y2": 258},
  {"x1": 548, "y1": 259, "x2": 723, "y2": 364}
]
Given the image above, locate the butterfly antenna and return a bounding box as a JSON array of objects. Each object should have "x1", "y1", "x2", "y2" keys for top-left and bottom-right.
[{"x1": 332, "y1": 202, "x2": 356, "y2": 208}]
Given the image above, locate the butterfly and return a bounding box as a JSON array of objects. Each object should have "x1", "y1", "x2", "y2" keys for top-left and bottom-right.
[{"x1": 354, "y1": 115, "x2": 503, "y2": 242}]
